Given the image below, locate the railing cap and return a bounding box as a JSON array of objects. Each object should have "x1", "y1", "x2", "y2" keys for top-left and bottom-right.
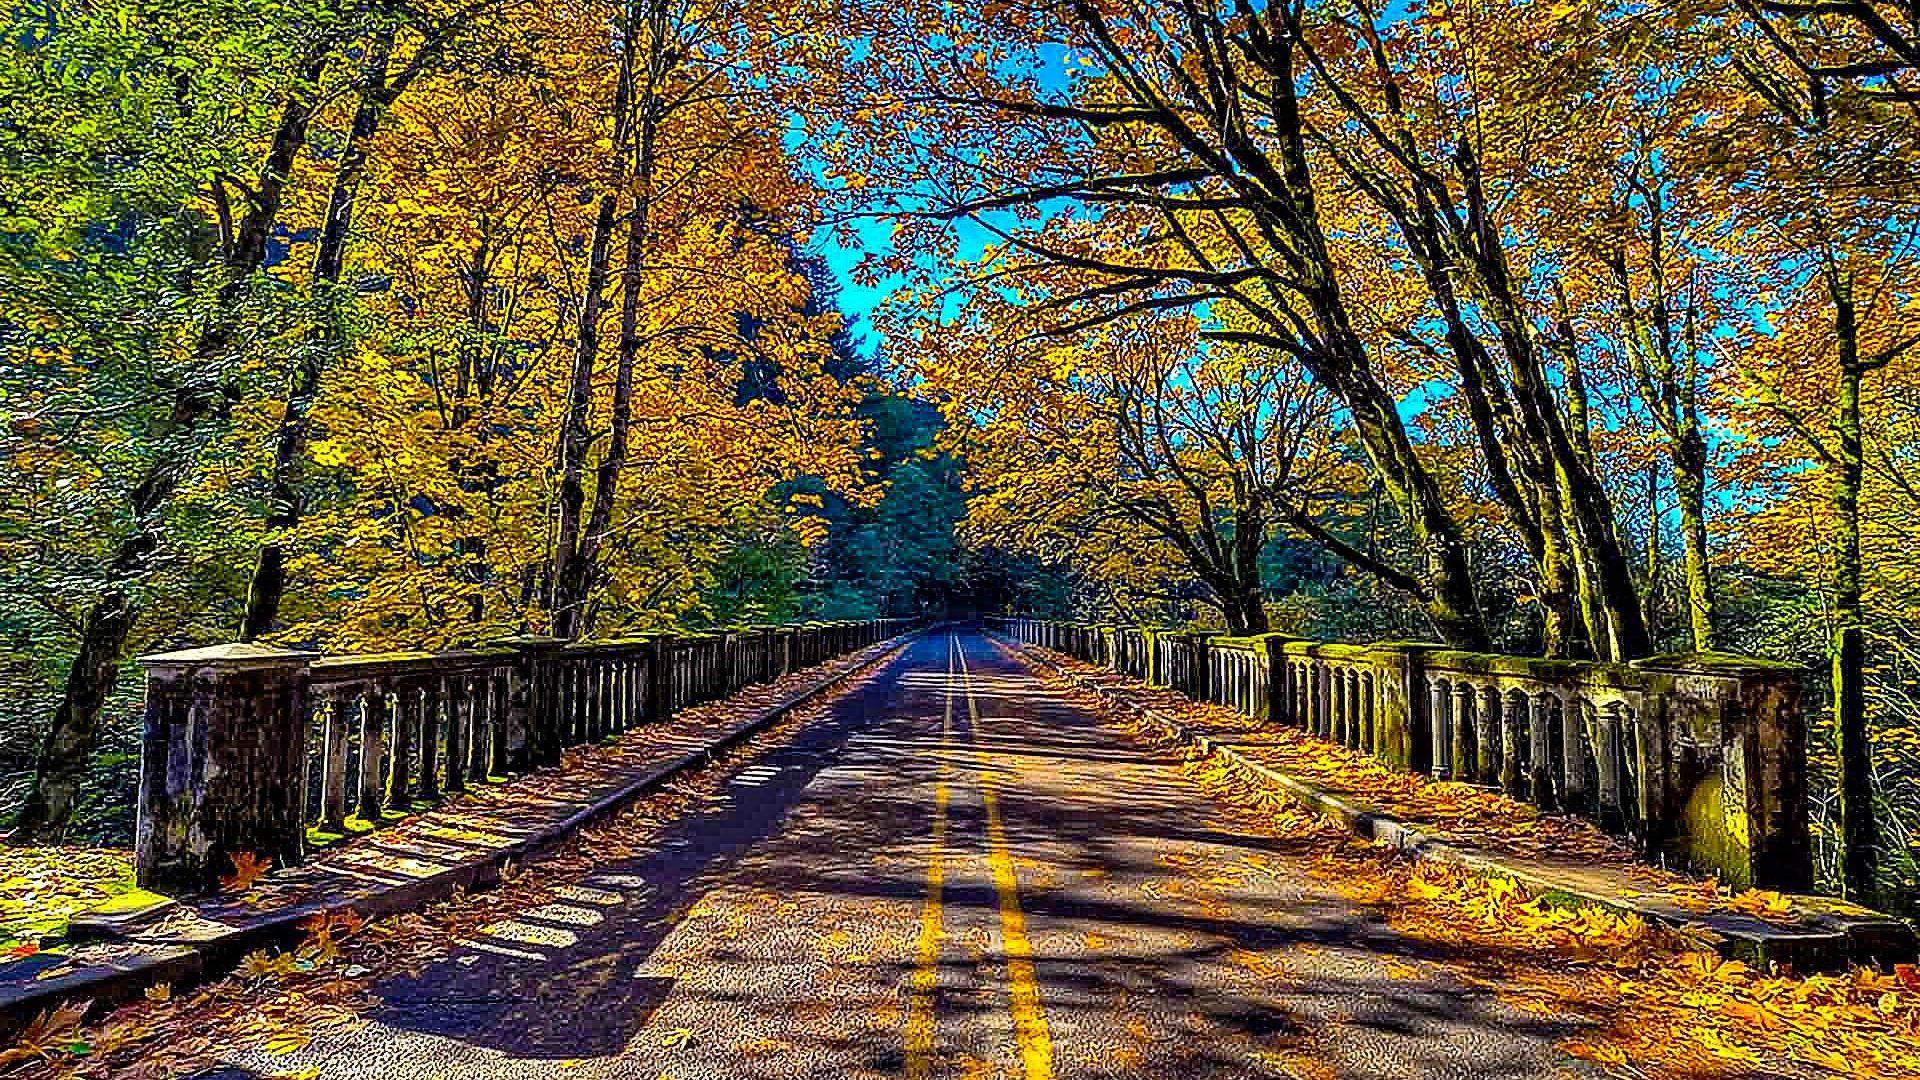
[
  {"x1": 1214, "y1": 632, "x2": 1299, "y2": 650},
  {"x1": 489, "y1": 633, "x2": 568, "y2": 650},
  {"x1": 1633, "y1": 651, "x2": 1809, "y2": 677},
  {"x1": 1361, "y1": 640, "x2": 1448, "y2": 652},
  {"x1": 139, "y1": 642, "x2": 318, "y2": 671}
]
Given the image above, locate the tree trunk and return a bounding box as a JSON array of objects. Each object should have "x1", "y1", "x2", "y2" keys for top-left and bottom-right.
[
  {"x1": 10, "y1": 593, "x2": 136, "y2": 838},
  {"x1": 1262, "y1": 41, "x2": 1490, "y2": 653},
  {"x1": 1294, "y1": 272, "x2": 1489, "y2": 650},
  {"x1": 1453, "y1": 142, "x2": 1650, "y2": 659},
  {"x1": 1643, "y1": 464, "x2": 1664, "y2": 644},
  {"x1": 1227, "y1": 509, "x2": 1268, "y2": 636},
  {"x1": 1671, "y1": 423, "x2": 1716, "y2": 651},
  {"x1": 1833, "y1": 290, "x2": 1877, "y2": 902},
  {"x1": 550, "y1": 11, "x2": 641, "y2": 640},
  {"x1": 573, "y1": 5, "x2": 667, "y2": 625}
]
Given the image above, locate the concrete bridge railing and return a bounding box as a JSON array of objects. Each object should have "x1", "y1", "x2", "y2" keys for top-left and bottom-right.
[
  {"x1": 987, "y1": 617, "x2": 1811, "y2": 893},
  {"x1": 135, "y1": 618, "x2": 917, "y2": 890}
]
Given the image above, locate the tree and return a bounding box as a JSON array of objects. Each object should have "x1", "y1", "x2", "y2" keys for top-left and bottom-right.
[
  {"x1": 824, "y1": 0, "x2": 1720, "y2": 653},
  {"x1": 910, "y1": 288, "x2": 1370, "y2": 635},
  {"x1": 1707, "y1": 0, "x2": 1920, "y2": 902},
  {"x1": 256, "y1": 0, "x2": 870, "y2": 649},
  {"x1": 4, "y1": 0, "x2": 877, "y2": 836},
  {"x1": 238, "y1": 0, "x2": 489, "y2": 642},
  {"x1": 4, "y1": 0, "x2": 370, "y2": 836}
]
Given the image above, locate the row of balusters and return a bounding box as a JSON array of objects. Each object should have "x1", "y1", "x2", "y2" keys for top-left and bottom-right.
[
  {"x1": 296, "y1": 624, "x2": 905, "y2": 836},
  {"x1": 993, "y1": 619, "x2": 1647, "y2": 839},
  {"x1": 297, "y1": 642, "x2": 751, "y2": 835},
  {"x1": 301, "y1": 664, "x2": 518, "y2": 834},
  {"x1": 1154, "y1": 637, "x2": 1201, "y2": 696},
  {"x1": 1206, "y1": 647, "x2": 1271, "y2": 719},
  {"x1": 1282, "y1": 660, "x2": 1644, "y2": 834}
]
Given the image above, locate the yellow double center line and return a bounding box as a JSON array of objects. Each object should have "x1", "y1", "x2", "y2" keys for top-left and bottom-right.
[
  {"x1": 960, "y1": 640, "x2": 1056, "y2": 1080},
  {"x1": 906, "y1": 634, "x2": 1055, "y2": 1080}
]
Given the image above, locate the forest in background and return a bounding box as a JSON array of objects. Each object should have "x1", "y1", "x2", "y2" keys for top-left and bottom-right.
[{"x1": 2, "y1": 0, "x2": 1918, "y2": 916}]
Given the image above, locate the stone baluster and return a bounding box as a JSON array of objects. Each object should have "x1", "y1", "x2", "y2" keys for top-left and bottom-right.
[
  {"x1": 591, "y1": 657, "x2": 608, "y2": 738},
  {"x1": 467, "y1": 674, "x2": 491, "y2": 779},
  {"x1": 1430, "y1": 678, "x2": 1453, "y2": 780},
  {"x1": 1475, "y1": 686, "x2": 1499, "y2": 785},
  {"x1": 1348, "y1": 672, "x2": 1364, "y2": 750},
  {"x1": 616, "y1": 657, "x2": 634, "y2": 733},
  {"x1": 1452, "y1": 681, "x2": 1476, "y2": 785},
  {"x1": 444, "y1": 676, "x2": 469, "y2": 794},
  {"x1": 319, "y1": 687, "x2": 355, "y2": 833},
  {"x1": 357, "y1": 684, "x2": 388, "y2": 823},
  {"x1": 587, "y1": 659, "x2": 607, "y2": 743},
  {"x1": 1560, "y1": 696, "x2": 1589, "y2": 815},
  {"x1": 1312, "y1": 663, "x2": 1326, "y2": 736},
  {"x1": 1595, "y1": 702, "x2": 1625, "y2": 832},
  {"x1": 1499, "y1": 691, "x2": 1524, "y2": 798},
  {"x1": 627, "y1": 653, "x2": 643, "y2": 726},
  {"x1": 1329, "y1": 667, "x2": 1346, "y2": 744},
  {"x1": 417, "y1": 678, "x2": 442, "y2": 803},
  {"x1": 647, "y1": 636, "x2": 673, "y2": 721},
  {"x1": 1362, "y1": 672, "x2": 1378, "y2": 754},
  {"x1": 387, "y1": 682, "x2": 417, "y2": 811},
  {"x1": 1531, "y1": 691, "x2": 1560, "y2": 809}
]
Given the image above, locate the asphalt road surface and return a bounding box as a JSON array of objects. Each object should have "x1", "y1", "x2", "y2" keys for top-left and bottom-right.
[{"x1": 207, "y1": 631, "x2": 1599, "y2": 1080}]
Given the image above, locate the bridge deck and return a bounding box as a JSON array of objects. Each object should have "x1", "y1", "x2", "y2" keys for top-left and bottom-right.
[{"x1": 176, "y1": 630, "x2": 1605, "y2": 1080}]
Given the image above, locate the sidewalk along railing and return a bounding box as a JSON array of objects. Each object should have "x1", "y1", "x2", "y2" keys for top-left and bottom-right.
[
  {"x1": 135, "y1": 618, "x2": 918, "y2": 891},
  {"x1": 987, "y1": 617, "x2": 1810, "y2": 892}
]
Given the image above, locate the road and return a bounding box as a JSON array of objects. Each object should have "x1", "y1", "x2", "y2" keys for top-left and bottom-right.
[{"x1": 208, "y1": 631, "x2": 1599, "y2": 1080}]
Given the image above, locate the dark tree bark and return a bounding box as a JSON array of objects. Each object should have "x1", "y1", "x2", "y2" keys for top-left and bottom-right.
[
  {"x1": 1831, "y1": 276, "x2": 1878, "y2": 902},
  {"x1": 930, "y1": 2, "x2": 1494, "y2": 648},
  {"x1": 241, "y1": 30, "x2": 400, "y2": 641},
  {"x1": 569, "y1": 0, "x2": 671, "y2": 639},
  {"x1": 1605, "y1": 171, "x2": 1718, "y2": 654}
]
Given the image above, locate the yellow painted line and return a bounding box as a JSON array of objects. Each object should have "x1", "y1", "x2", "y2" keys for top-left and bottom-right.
[
  {"x1": 957, "y1": 640, "x2": 1056, "y2": 1080},
  {"x1": 905, "y1": 635, "x2": 957, "y2": 1080}
]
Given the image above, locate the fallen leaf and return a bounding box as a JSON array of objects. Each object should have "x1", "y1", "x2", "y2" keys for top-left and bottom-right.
[{"x1": 222, "y1": 851, "x2": 273, "y2": 894}]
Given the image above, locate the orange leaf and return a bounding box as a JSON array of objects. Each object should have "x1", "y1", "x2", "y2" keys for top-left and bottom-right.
[{"x1": 221, "y1": 851, "x2": 273, "y2": 894}]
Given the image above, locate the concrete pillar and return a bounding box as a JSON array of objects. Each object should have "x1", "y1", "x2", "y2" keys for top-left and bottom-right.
[
  {"x1": 136, "y1": 643, "x2": 317, "y2": 891},
  {"x1": 495, "y1": 635, "x2": 566, "y2": 768},
  {"x1": 1634, "y1": 655, "x2": 1810, "y2": 892}
]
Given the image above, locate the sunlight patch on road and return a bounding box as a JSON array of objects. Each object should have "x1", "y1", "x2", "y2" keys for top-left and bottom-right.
[
  {"x1": 553, "y1": 884, "x2": 627, "y2": 906},
  {"x1": 478, "y1": 919, "x2": 578, "y2": 949},
  {"x1": 454, "y1": 936, "x2": 551, "y2": 963},
  {"x1": 521, "y1": 903, "x2": 605, "y2": 928}
]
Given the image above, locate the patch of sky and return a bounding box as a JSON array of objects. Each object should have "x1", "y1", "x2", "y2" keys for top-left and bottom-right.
[{"x1": 787, "y1": 33, "x2": 1081, "y2": 357}]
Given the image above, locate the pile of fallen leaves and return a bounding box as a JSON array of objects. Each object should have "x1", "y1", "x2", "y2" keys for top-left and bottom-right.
[
  {"x1": 0, "y1": 849, "x2": 135, "y2": 956},
  {"x1": 0, "y1": 658, "x2": 889, "y2": 1080},
  {"x1": 1109, "y1": 679, "x2": 1920, "y2": 1080}
]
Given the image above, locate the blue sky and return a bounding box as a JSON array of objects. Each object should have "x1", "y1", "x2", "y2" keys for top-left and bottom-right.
[{"x1": 809, "y1": 223, "x2": 895, "y2": 358}]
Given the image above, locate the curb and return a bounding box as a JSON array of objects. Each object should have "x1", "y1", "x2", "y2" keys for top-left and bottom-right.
[
  {"x1": 1, "y1": 634, "x2": 922, "y2": 1039},
  {"x1": 995, "y1": 635, "x2": 1916, "y2": 972}
]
